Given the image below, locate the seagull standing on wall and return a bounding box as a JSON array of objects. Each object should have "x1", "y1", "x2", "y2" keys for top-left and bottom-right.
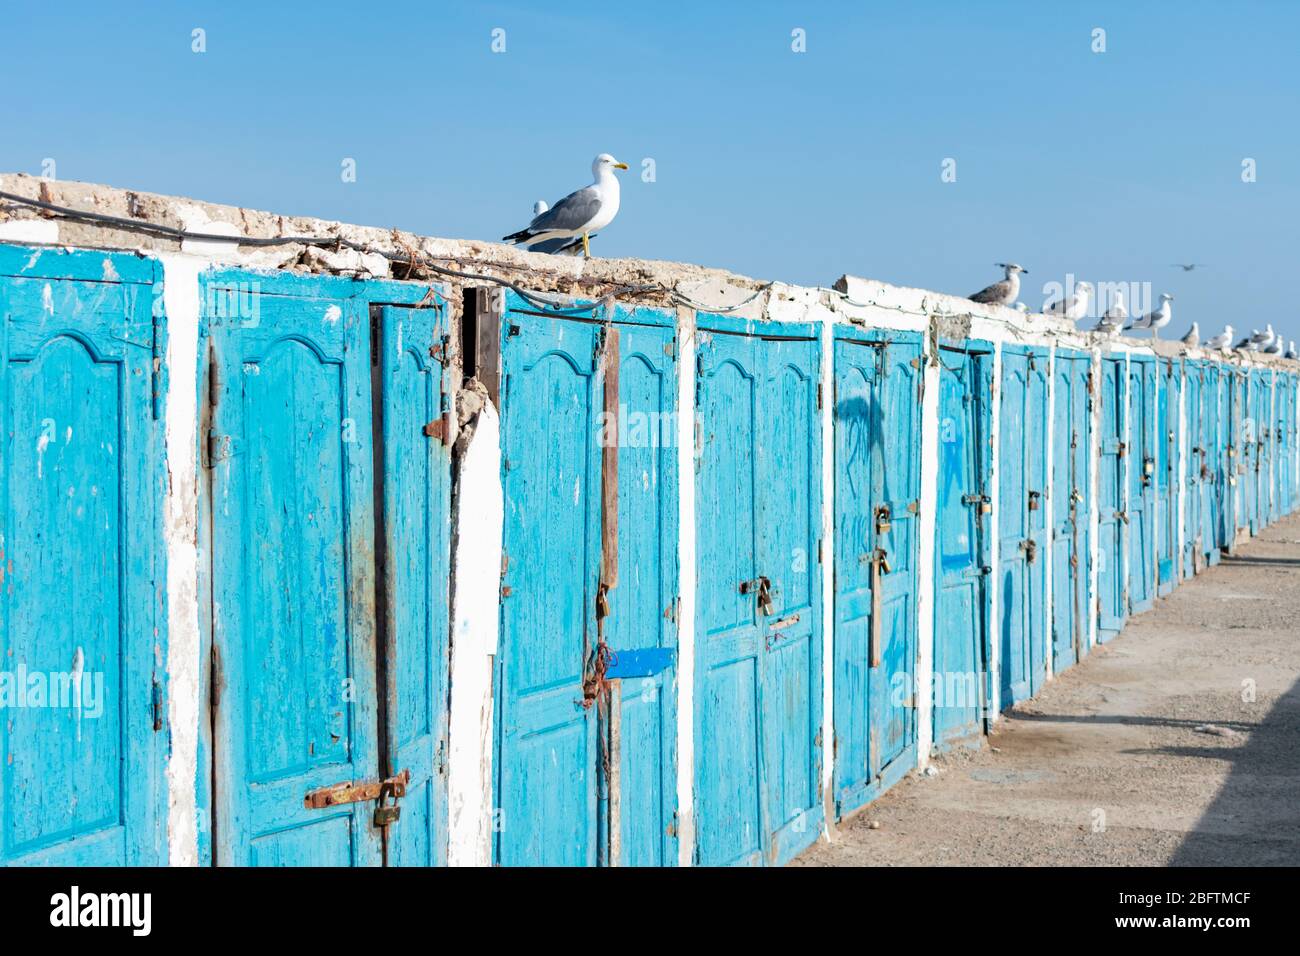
[
  {"x1": 1180, "y1": 322, "x2": 1200, "y2": 348},
  {"x1": 1092, "y1": 289, "x2": 1127, "y2": 332},
  {"x1": 1204, "y1": 325, "x2": 1233, "y2": 350},
  {"x1": 1044, "y1": 281, "x2": 1093, "y2": 323},
  {"x1": 504, "y1": 153, "x2": 628, "y2": 258},
  {"x1": 1126, "y1": 292, "x2": 1174, "y2": 339},
  {"x1": 967, "y1": 263, "x2": 1026, "y2": 307},
  {"x1": 1287, "y1": 341, "x2": 1298, "y2": 360}
]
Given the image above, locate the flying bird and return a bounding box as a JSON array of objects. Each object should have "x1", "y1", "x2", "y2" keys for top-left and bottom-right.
[
  {"x1": 1126, "y1": 292, "x2": 1174, "y2": 339},
  {"x1": 1171, "y1": 263, "x2": 1205, "y2": 272},
  {"x1": 1044, "y1": 281, "x2": 1093, "y2": 323},
  {"x1": 967, "y1": 263, "x2": 1026, "y2": 307},
  {"x1": 524, "y1": 201, "x2": 591, "y2": 256},
  {"x1": 1180, "y1": 322, "x2": 1199, "y2": 348},
  {"x1": 1204, "y1": 325, "x2": 1233, "y2": 350},
  {"x1": 504, "y1": 153, "x2": 629, "y2": 258}
]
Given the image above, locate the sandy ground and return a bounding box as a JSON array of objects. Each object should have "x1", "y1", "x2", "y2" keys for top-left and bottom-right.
[{"x1": 796, "y1": 511, "x2": 1300, "y2": 867}]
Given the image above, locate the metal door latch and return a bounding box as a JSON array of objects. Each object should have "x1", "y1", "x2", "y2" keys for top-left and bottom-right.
[
  {"x1": 740, "y1": 576, "x2": 774, "y2": 616},
  {"x1": 302, "y1": 770, "x2": 408, "y2": 816}
]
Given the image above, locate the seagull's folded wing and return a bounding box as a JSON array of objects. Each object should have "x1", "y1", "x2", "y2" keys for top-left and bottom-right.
[{"x1": 529, "y1": 186, "x2": 603, "y2": 235}]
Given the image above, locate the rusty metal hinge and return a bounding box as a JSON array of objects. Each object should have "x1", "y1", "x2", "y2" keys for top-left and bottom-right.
[
  {"x1": 423, "y1": 414, "x2": 451, "y2": 445},
  {"x1": 152, "y1": 676, "x2": 164, "y2": 732}
]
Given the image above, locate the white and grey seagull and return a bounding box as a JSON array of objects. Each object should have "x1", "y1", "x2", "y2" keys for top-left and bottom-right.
[
  {"x1": 967, "y1": 263, "x2": 1027, "y2": 307},
  {"x1": 1126, "y1": 292, "x2": 1174, "y2": 340},
  {"x1": 504, "y1": 153, "x2": 629, "y2": 258},
  {"x1": 1204, "y1": 325, "x2": 1234, "y2": 350},
  {"x1": 1180, "y1": 322, "x2": 1200, "y2": 348},
  {"x1": 1044, "y1": 281, "x2": 1093, "y2": 323},
  {"x1": 1092, "y1": 289, "x2": 1127, "y2": 331},
  {"x1": 1287, "y1": 340, "x2": 1298, "y2": 360}
]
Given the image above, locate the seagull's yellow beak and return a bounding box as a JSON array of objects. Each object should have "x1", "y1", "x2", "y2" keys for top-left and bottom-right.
[{"x1": 613, "y1": 162, "x2": 629, "y2": 170}]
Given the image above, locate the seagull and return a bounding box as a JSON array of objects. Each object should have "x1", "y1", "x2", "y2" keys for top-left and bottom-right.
[
  {"x1": 1263, "y1": 336, "x2": 1283, "y2": 355},
  {"x1": 504, "y1": 153, "x2": 628, "y2": 258},
  {"x1": 1044, "y1": 281, "x2": 1093, "y2": 323},
  {"x1": 1233, "y1": 334, "x2": 1256, "y2": 352},
  {"x1": 1126, "y1": 292, "x2": 1174, "y2": 339},
  {"x1": 1171, "y1": 263, "x2": 1205, "y2": 272},
  {"x1": 967, "y1": 263, "x2": 1026, "y2": 307},
  {"x1": 1287, "y1": 340, "x2": 1298, "y2": 360},
  {"x1": 1204, "y1": 325, "x2": 1233, "y2": 350},
  {"x1": 1251, "y1": 325, "x2": 1276, "y2": 349},
  {"x1": 524, "y1": 201, "x2": 591, "y2": 256},
  {"x1": 1101, "y1": 289, "x2": 1127, "y2": 326},
  {"x1": 1180, "y1": 322, "x2": 1199, "y2": 348}
]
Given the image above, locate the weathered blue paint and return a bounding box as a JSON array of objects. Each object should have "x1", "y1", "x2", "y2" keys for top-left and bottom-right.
[
  {"x1": 1156, "y1": 358, "x2": 1180, "y2": 595},
  {"x1": 933, "y1": 344, "x2": 993, "y2": 747},
  {"x1": 1231, "y1": 368, "x2": 1250, "y2": 544},
  {"x1": 378, "y1": 304, "x2": 451, "y2": 867},
  {"x1": 1127, "y1": 356, "x2": 1157, "y2": 614},
  {"x1": 832, "y1": 328, "x2": 922, "y2": 817},
  {"x1": 695, "y1": 324, "x2": 822, "y2": 866},
  {"x1": 604, "y1": 306, "x2": 679, "y2": 868},
  {"x1": 997, "y1": 347, "x2": 1048, "y2": 706},
  {"x1": 0, "y1": 247, "x2": 167, "y2": 866},
  {"x1": 1097, "y1": 357, "x2": 1127, "y2": 642},
  {"x1": 1279, "y1": 373, "x2": 1296, "y2": 516},
  {"x1": 207, "y1": 271, "x2": 383, "y2": 866},
  {"x1": 1253, "y1": 369, "x2": 1272, "y2": 530},
  {"x1": 1202, "y1": 362, "x2": 1226, "y2": 564},
  {"x1": 496, "y1": 303, "x2": 602, "y2": 866},
  {"x1": 495, "y1": 297, "x2": 678, "y2": 867},
  {"x1": 1051, "y1": 349, "x2": 1091, "y2": 672}
]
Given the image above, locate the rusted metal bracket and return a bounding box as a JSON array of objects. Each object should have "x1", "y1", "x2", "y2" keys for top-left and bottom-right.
[
  {"x1": 423, "y1": 416, "x2": 450, "y2": 445},
  {"x1": 303, "y1": 769, "x2": 410, "y2": 810}
]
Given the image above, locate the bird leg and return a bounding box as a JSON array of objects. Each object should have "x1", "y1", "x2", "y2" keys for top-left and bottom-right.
[{"x1": 582, "y1": 232, "x2": 591, "y2": 258}]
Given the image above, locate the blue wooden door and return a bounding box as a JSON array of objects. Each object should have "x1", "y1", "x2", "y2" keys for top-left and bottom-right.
[
  {"x1": 1156, "y1": 358, "x2": 1180, "y2": 594},
  {"x1": 1127, "y1": 358, "x2": 1156, "y2": 614},
  {"x1": 1051, "y1": 350, "x2": 1090, "y2": 672},
  {"x1": 933, "y1": 347, "x2": 992, "y2": 747},
  {"x1": 377, "y1": 304, "x2": 451, "y2": 866},
  {"x1": 1183, "y1": 362, "x2": 1202, "y2": 577},
  {"x1": 1219, "y1": 367, "x2": 1237, "y2": 550},
  {"x1": 831, "y1": 332, "x2": 921, "y2": 817},
  {"x1": 1255, "y1": 370, "x2": 1272, "y2": 528},
  {"x1": 997, "y1": 347, "x2": 1047, "y2": 707},
  {"x1": 0, "y1": 248, "x2": 167, "y2": 866},
  {"x1": 695, "y1": 326, "x2": 821, "y2": 866},
  {"x1": 496, "y1": 306, "x2": 602, "y2": 866},
  {"x1": 604, "y1": 308, "x2": 678, "y2": 867},
  {"x1": 1280, "y1": 374, "x2": 1295, "y2": 516},
  {"x1": 207, "y1": 273, "x2": 384, "y2": 866},
  {"x1": 1232, "y1": 369, "x2": 1249, "y2": 541},
  {"x1": 1097, "y1": 357, "x2": 1126, "y2": 642},
  {"x1": 1202, "y1": 363, "x2": 1223, "y2": 563}
]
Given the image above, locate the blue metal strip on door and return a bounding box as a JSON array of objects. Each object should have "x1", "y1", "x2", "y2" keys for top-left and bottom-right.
[
  {"x1": 0, "y1": 246, "x2": 167, "y2": 866},
  {"x1": 1127, "y1": 357, "x2": 1156, "y2": 614}
]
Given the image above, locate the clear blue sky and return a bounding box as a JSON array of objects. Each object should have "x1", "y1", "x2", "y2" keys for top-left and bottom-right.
[{"x1": 3, "y1": 1, "x2": 1297, "y2": 342}]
